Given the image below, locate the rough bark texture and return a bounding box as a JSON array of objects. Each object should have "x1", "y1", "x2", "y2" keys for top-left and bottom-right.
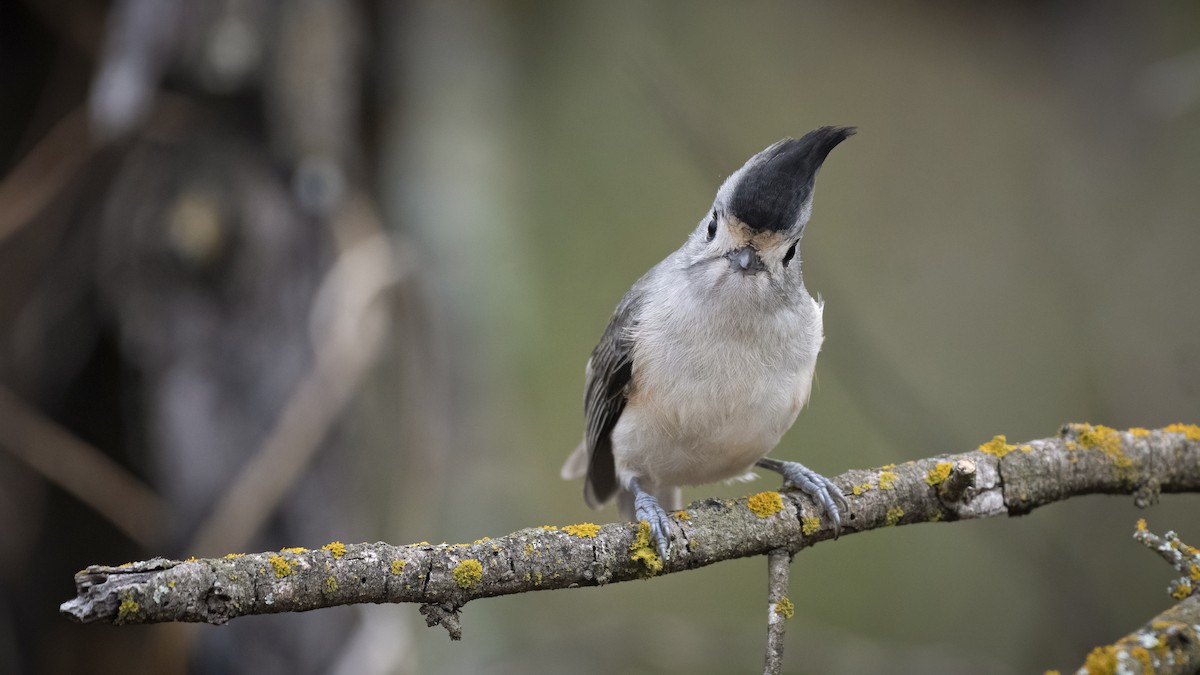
[
  {"x1": 762, "y1": 549, "x2": 792, "y2": 675},
  {"x1": 61, "y1": 424, "x2": 1200, "y2": 631},
  {"x1": 1075, "y1": 524, "x2": 1200, "y2": 674}
]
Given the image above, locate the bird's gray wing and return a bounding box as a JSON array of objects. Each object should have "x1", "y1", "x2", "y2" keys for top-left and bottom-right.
[{"x1": 582, "y1": 288, "x2": 643, "y2": 507}]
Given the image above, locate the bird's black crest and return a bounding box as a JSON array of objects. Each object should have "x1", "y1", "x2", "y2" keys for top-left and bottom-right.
[{"x1": 729, "y1": 126, "x2": 855, "y2": 233}]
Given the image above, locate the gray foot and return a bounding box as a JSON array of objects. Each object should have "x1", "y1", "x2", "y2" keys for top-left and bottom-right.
[
  {"x1": 756, "y1": 458, "x2": 848, "y2": 538},
  {"x1": 629, "y1": 477, "x2": 672, "y2": 560}
]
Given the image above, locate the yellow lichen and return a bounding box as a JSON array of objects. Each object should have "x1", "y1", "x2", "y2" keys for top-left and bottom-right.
[
  {"x1": 885, "y1": 506, "x2": 904, "y2": 526},
  {"x1": 473, "y1": 537, "x2": 491, "y2": 544},
  {"x1": 523, "y1": 543, "x2": 535, "y2": 556},
  {"x1": 800, "y1": 516, "x2": 821, "y2": 536},
  {"x1": 539, "y1": 525, "x2": 558, "y2": 531},
  {"x1": 116, "y1": 593, "x2": 139, "y2": 624},
  {"x1": 184, "y1": 556, "x2": 197, "y2": 563},
  {"x1": 747, "y1": 491, "x2": 784, "y2": 518},
  {"x1": 1078, "y1": 424, "x2": 1119, "y2": 453},
  {"x1": 322, "y1": 541, "x2": 347, "y2": 559},
  {"x1": 1137, "y1": 518, "x2": 1148, "y2": 532},
  {"x1": 851, "y1": 482, "x2": 871, "y2": 496},
  {"x1": 882, "y1": 463, "x2": 896, "y2": 470},
  {"x1": 452, "y1": 559, "x2": 483, "y2": 588},
  {"x1": 775, "y1": 596, "x2": 795, "y2": 620},
  {"x1": 1044, "y1": 670, "x2": 1061, "y2": 675},
  {"x1": 1171, "y1": 580, "x2": 1192, "y2": 600},
  {"x1": 1129, "y1": 427, "x2": 1151, "y2": 437},
  {"x1": 978, "y1": 435, "x2": 1017, "y2": 458},
  {"x1": 1165, "y1": 423, "x2": 1200, "y2": 442},
  {"x1": 168, "y1": 580, "x2": 176, "y2": 589},
  {"x1": 1019, "y1": 445, "x2": 1032, "y2": 453},
  {"x1": 1083, "y1": 645, "x2": 1118, "y2": 675},
  {"x1": 629, "y1": 521, "x2": 663, "y2": 577},
  {"x1": 224, "y1": 553, "x2": 245, "y2": 559},
  {"x1": 563, "y1": 522, "x2": 601, "y2": 538},
  {"x1": 673, "y1": 510, "x2": 691, "y2": 521},
  {"x1": 1129, "y1": 646, "x2": 1152, "y2": 668},
  {"x1": 925, "y1": 462, "x2": 952, "y2": 488},
  {"x1": 390, "y1": 559, "x2": 406, "y2": 575},
  {"x1": 268, "y1": 554, "x2": 293, "y2": 578},
  {"x1": 280, "y1": 547, "x2": 307, "y2": 554},
  {"x1": 878, "y1": 471, "x2": 897, "y2": 490},
  {"x1": 1077, "y1": 424, "x2": 1136, "y2": 481},
  {"x1": 1190, "y1": 564, "x2": 1200, "y2": 582},
  {"x1": 326, "y1": 576, "x2": 338, "y2": 592}
]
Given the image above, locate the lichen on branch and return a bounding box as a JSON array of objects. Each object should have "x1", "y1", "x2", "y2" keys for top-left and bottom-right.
[{"x1": 60, "y1": 424, "x2": 1200, "y2": 634}]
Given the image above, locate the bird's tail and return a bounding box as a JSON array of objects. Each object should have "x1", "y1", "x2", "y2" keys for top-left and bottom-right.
[{"x1": 560, "y1": 441, "x2": 588, "y2": 480}]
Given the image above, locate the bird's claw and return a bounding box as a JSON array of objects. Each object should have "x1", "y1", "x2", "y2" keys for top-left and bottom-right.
[
  {"x1": 768, "y1": 460, "x2": 848, "y2": 538},
  {"x1": 633, "y1": 490, "x2": 672, "y2": 561}
]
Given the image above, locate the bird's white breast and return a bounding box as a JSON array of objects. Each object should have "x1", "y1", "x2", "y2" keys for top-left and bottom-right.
[{"x1": 611, "y1": 265, "x2": 823, "y2": 489}]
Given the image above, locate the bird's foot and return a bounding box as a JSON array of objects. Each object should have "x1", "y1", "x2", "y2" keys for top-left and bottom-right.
[
  {"x1": 756, "y1": 458, "x2": 848, "y2": 538},
  {"x1": 630, "y1": 478, "x2": 672, "y2": 561}
]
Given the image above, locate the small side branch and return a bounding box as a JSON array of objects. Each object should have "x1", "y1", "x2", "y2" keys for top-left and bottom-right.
[
  {"x1": 763, "y1": 549, "x2": 792, "y2": 675},
  {"x1": 61, "y1": 424, "x2": 1200, "y2": 628},
  {"x1": 1075, "y1": 522, "x2": 1200, "y2": 674}
]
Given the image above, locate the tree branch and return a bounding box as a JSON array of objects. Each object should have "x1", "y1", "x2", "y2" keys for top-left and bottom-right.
[
  {"x1": 61, "y1": 424, "x2": 1200, "y2": 633},
  {"x1": 1075, "y1": 523, "x2": 1200, "y2": 674},
  {"x1": 763, "y1": 549, "x2": 792, "y2": 675}
]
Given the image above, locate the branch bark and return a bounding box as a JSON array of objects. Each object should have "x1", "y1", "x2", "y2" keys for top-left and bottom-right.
[
  {"x1": 1075, "y1": 523, "x2": 1200, "y2": 674},
  {"x1": 61, "y1": 424, "x2": 1200, "y2": 632},
  {"x1": 763, "y1": 549, "x2": 792, "y2": 675}
]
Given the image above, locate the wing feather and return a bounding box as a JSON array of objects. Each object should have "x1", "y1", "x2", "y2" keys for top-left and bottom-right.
[{"x1": 581, "y1": 289, "x2": 642, "y2": 506}]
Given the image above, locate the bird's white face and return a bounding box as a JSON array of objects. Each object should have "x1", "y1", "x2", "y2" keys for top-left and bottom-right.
[{"x1": 679, "y1": 202, "x2": 811, "y2": 301}]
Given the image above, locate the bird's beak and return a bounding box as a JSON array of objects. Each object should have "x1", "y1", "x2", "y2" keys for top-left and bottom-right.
[{"x1": 726, "y1": 245, "x2": 765, "y2": 275}]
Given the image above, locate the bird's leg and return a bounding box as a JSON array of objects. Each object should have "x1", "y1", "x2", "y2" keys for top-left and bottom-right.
[
  {"x1": 756, "y1": 458, "x2": 848, "y2": 538},
  {"x1": 629, "y1": 477, "x2": 672, "y2": 560}
]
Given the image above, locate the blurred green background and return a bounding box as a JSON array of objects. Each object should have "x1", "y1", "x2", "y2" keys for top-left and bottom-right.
[{"x1": 2, "y1": 1, "x2": 1199, "y2": 674}]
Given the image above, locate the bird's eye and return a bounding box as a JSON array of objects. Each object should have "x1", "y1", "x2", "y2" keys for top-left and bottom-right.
[
  {"x1": 706, "y1": 213, "x2": 717, "y2": 241},
  {"x1": 782, "y1": 241, "x2": 797, "y2": 267}
]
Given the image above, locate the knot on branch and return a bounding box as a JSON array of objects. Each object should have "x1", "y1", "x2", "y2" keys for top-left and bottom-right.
[
  {"x1": 419, "y1": 602, "x2": 462, "y2": 640},
  {"x1": 936, "y1": 459, "x2": 976, "y2": 504}
]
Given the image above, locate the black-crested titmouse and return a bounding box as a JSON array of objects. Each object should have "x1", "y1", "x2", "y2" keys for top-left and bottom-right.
[{"x1": 561, "y1": 127, "x2": 854, "y2": 559}]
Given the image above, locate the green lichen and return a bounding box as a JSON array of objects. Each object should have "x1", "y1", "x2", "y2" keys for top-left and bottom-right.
[
  {"x1": 925, "y1": 462, "x2": 952, "y2": 488},
  {"x1": 878, "y1": 471, "x2": 897, "y2": 490},
  {"x1": 885, "y1": 506, "x2": 904, "y2": 526},
  {"x1": 390, "y1": 559, "x2": 406, "y2": 575},
  {"x1": 800, "y1": 516, "x2": 821, "y2": 536},
  {"x1": 775, "y1": 596, "x2": 795, "y2": 620},
  {"x1": 322, "y1": 541, "x2": 347, "y2": 559},
  {"x1": 115, "y1": 592, "x2": 139, "y2": 625},
  {"x1": 747, "y1": 491, "x2": 784, "y2": 517},
  {"x1": 268, "y1": 554, "x2": 293, "y2": 578},
  {"x1": 452, "y1": 559, "x2": 483, "y2": 588},
  {"x1": 326, "y1": 576, "x2": 339, "y2": 593},
  {"x1": 629, "y1": 521, "x2": 663, "y2": 577},
  {"x1": 563, "y1": 522, "x2": 601, "y2": 538}
]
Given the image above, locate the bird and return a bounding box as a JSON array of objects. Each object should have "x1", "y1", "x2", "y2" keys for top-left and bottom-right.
[{"x1": 561, "y1": 126, "x2": 855, "y2": 560}]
